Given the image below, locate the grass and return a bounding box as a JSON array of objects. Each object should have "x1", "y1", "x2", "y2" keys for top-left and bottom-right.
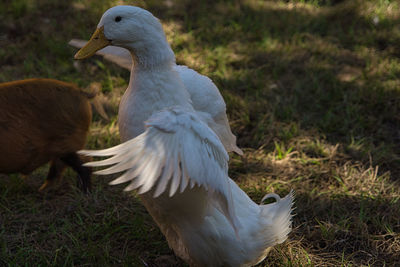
[{"x1": 1, "y1": 0, "x2": 400, "y2": 265}]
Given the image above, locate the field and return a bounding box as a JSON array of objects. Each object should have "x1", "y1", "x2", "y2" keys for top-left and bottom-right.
[{"x1": 1, "y1": 0, "x2": 399, "y2": 266}]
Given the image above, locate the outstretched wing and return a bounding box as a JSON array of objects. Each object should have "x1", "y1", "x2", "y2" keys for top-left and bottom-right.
[{"x1": 80, "y1": 107, "x2": 239, "y2": 230}]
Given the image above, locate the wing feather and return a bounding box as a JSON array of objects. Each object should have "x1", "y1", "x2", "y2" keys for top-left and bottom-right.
[
  {"x1": 169, "y1": 156, "x2": 181, "y2": 197},
  {"x1": 154, "y1": 155, "x2": 174, "y2": 197},
  {"x1": 81, "y1": 140, "x2": 137, "y2": 157}
]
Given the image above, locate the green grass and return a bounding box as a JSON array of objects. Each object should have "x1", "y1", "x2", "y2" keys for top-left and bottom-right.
[{"x1": 1, "y1": 0, "x2": 400, "y2": 265}]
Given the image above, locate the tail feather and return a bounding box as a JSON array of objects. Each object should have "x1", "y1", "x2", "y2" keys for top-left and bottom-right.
[{"x1": 260, "y1": 190, "x2": 294, "y2": 246}]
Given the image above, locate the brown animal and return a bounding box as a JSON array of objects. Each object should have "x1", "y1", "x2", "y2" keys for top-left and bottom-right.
[{"x1": 0, "y1": 78, "x2": 96, "y2": 192}]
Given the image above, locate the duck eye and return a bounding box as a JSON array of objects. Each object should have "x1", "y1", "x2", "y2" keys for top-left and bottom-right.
[{"x1": 115, "y1": 16, "x2": 122, "y2": 22}]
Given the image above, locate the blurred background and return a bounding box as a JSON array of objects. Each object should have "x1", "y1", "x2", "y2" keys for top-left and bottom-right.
[{"x1": 0, "y1": 0, "x2": 399, "y2": 265}]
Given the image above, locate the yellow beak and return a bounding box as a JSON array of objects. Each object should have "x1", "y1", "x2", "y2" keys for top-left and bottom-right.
[{"x1": 74, "y1": 26, "x2": 111, "y2": 59}]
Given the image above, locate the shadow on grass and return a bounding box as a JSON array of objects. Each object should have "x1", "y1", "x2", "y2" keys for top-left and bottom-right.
[
  {"x1": 0, "y1": 172, "x2": 186, "y2": 266},
  {"x1": 287, "y1": 191, "x2": 400, "y2": 266},
  {"x1": 0, "y1": 0, "x2": 129, "y2": 85}
]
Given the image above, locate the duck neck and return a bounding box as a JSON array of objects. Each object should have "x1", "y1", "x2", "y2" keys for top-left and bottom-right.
[
  {"x1": 125, "y1": 49, "x2": 192, "y2": 110},
  {"x1": 119, "y1": 50, "x2": 192, "y2": 139},
  {"x1": 127, "y1": 41, "x2": 176, "y2": 71},
  {"x1": 127, "y1": 64, "x2": 192, "y2": 107}
]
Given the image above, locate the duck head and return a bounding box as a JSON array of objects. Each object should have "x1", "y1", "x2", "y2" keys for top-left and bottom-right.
[{"x1": 74, "y1": 6, "x2": 175, "y2": 68}]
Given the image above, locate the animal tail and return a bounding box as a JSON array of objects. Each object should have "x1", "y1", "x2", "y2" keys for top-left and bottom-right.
[
  {"x1": 80, "y1": 82, "x2": 109, "y2": 121},
  {"x1": 225, "y1": 182, "x2": 294, "y2": 265},
  {"x1": 259, "y1": 190, "x2": 294, "y2": 248}
]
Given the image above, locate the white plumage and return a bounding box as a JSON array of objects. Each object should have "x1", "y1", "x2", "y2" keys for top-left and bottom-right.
[
  {"x1": 68, "y1": 42, "x2": 242, "y2": 155},
  {"x1": 75, "y1": 5, "x2": 293, "y2": 266}
]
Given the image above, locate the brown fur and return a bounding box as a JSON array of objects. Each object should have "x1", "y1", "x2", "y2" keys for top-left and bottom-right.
[{"x1": 0, "y1": 78, "x2": 93, "y2": 192}]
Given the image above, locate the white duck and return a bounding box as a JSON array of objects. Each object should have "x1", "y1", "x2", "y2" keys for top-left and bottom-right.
[{"x1": 75, "y1": 6, "x2": 293, "y2": 266}]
